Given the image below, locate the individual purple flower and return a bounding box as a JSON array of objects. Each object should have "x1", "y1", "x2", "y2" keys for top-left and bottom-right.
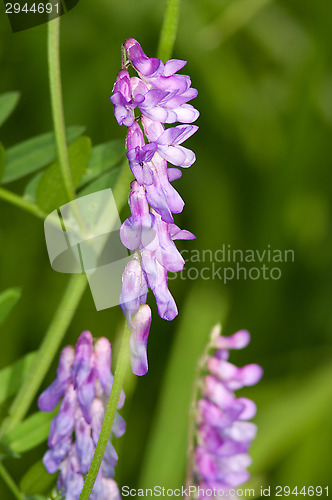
[
  {"x1": 129, "y1": 304, "x2": 152, "y2": 376},
  {"x1": 111, "y1": 38, "x2": 198, "y2": 376},
  {"x1": 111, "y1": 70, "x2": 142, "y2": 127},
  {"x1": 189, "y1": 326, "x2": 263, "y2": 497},
  {"x1": 38, "y1": 332, "x2": 124, "y2": 500}
]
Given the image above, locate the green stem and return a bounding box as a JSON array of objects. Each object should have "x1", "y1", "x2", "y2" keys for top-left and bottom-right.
[
  {"x1": 0, "y1": 187, "x2": 46, "y2": 219},
  {"x1": 48, "y1": 17, "x2": 76, "y2": 202},
  {"x1": 0, "y1": 463, "x2": 23, "y2": 500},
  {"x1": 0, "y1": 274, "x2": 87, "y2": 437},
  {"x1": 79, "y1": 320, "x2": 131, "y2": 500},
  {"x1": 157, "y1": 0, "x2": 181, "y2": 61}
]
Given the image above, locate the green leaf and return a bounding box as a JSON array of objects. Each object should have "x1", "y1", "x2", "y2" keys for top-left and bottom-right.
[
  {"x1": 20, "y1": 459, "x2": 56, "y2": 495},
  {"x1": 2, "y1": 126, "x2": 85, "y2": 184},
  {"x1": 78, "y1": 139, "x2": 125, "y2": 188},
  {"x1": 0, "y1": 352, "x2": 36, "y2": 405},
  {"x1": 78, "y1": 166, "x2": 122, "y2": 197},
  {"x1": 0, "y1": 144, "x2": 5, "y2": 183},
  {"x1": 2, "y1": 410, "x2": 56, "y2": 453},
  {"x1": 36, "y1": 136, "x2": 92, "y2": 212},
  {"x1": 0, "y1": 287, "x2": 21, "y2": 326},
  {"x1": 0, "y1": 91, "x2": 20, "y2": 127}
]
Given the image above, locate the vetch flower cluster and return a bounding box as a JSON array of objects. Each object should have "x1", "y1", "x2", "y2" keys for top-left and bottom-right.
[
  {"x1": 38, "y1": 331, "x2": 124, "y2": 500},
  {"x1": 111, "y1": 38, "x2": 199, "y2": 376},
  {"x1": 191, "y1": 326, "x2": 263, "y2": 498}
]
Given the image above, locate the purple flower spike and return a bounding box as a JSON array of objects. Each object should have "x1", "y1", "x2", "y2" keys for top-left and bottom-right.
[
  {"x1": 126, "y1": 121, "x2": 145, "y2": 151},
  {"x1": 129, "y1": 304, "x2": 152, "y2": 376},
  {"x1": 190, "y1": 327, "x2": 263, "y2": 495},
  {"x1": 75, "y1": 411, "x2": 95, "y2": 474},
  {"x1": 39, "y1": 333, "x2": 125, "y2": 499},
  {"x1": 72, "y1": 330, "x2": 93, "y2": 389},
  {"x1": 112, "y1": 38, "x2": 198, "y2": 375}
]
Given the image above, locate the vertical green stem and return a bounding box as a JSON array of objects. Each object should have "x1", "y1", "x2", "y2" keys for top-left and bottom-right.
[
  {"x1": 0, "y1": 187, "x2": 46, "y2": 219},
  {"x1": 0, "y1": 274, "x2": 87, "y2": 436},
  {"x1": 48, "y1": 17, "x2": 76, "y2": 202},
  {"x1": 157, "y1": 0, "x2": 181, "y2": 61},
  {"x1": 79, "y1": 320, "x2": 131, "y2": 500},
  {"x1": 0, "y1": 463, "x2": 23, "y2": 500}
]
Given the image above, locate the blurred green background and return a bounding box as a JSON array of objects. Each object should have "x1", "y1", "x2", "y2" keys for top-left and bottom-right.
[{"x1": 1, "y1": 0, "x2": 332, "y2": 497}]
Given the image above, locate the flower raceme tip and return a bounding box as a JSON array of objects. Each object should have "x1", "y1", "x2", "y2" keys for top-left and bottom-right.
[{"x1": 38, "y1": 332, "x2": 123, "y2": 500}]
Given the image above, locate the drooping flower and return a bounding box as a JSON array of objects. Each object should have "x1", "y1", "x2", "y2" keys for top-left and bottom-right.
[
  {"x1": 111, "y1": 38, "x2": 198, "y2": 376},
  {"x1": 38, "y1": 332, "x2": 124, "y2": 500},
  {"x1": 189, "y1": 326, "x2": 263, "y2": 499}
]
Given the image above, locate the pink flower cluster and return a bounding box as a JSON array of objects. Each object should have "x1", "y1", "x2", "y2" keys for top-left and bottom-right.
[{"x1": 192, "y1": 328, "x2": 263, "y2": 498}]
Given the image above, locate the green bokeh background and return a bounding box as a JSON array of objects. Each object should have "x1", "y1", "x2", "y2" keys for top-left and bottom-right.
[{"x1": 1, "y1": 0, "x2": 332, "y2": 497}]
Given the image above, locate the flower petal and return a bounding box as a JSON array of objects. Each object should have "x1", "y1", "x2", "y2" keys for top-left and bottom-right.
[
  {"x1": 129, "y1": 304, "x2": 152, "y2": 376},
  {"x1": 163, "y1": 59, "x2": 187, "y2": 76}
]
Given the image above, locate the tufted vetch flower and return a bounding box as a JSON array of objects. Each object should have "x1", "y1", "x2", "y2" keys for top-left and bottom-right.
[
  {"x1": 38, "y1": 332, "x2": 124, "y2": 500},
  {"x1": 111, "y1": 38, "x2": 198, "y2": 377}
]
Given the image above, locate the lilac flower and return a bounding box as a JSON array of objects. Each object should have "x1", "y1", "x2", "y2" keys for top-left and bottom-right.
[
  {"x1": 38, "y1": 332, "x2": 124, "y2": 500},
  {"x1": 111, "y1": 38, "x2": 198, "y2": 376},
  {"x1": 191, "y1": 326, "x2": 263, "y2": 498}
]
